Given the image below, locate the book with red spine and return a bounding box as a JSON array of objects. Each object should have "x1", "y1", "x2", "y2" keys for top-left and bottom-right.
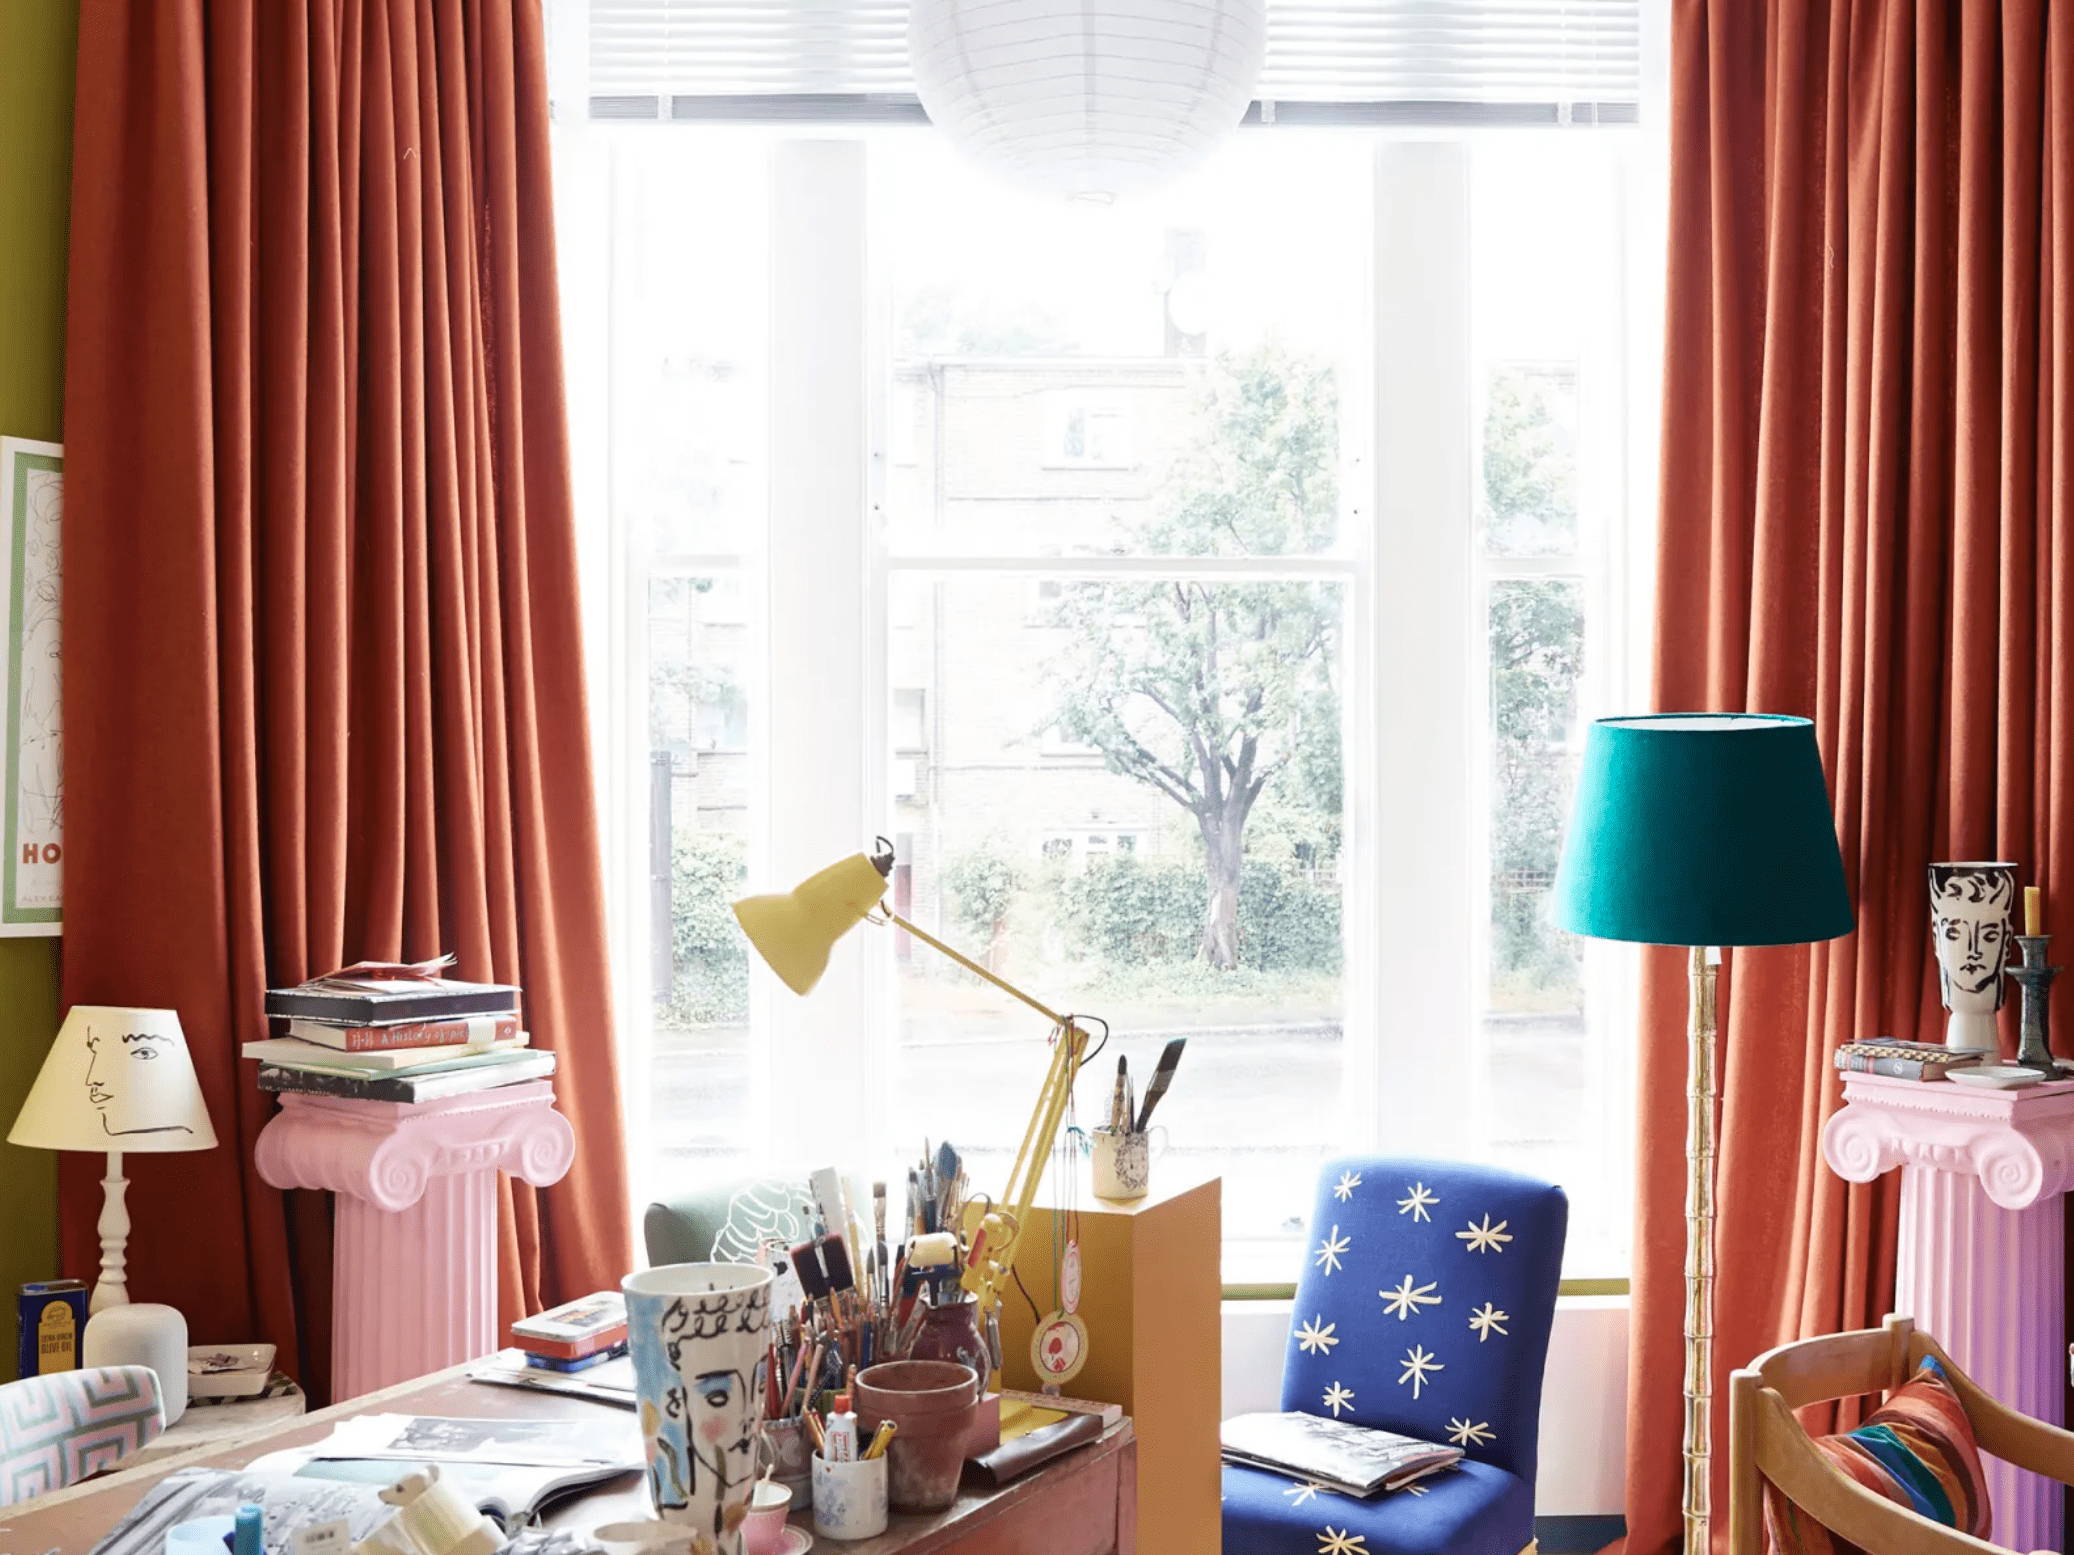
[{"x1": 280, "y1": 1014, "x2": 522, "y2": 1053}]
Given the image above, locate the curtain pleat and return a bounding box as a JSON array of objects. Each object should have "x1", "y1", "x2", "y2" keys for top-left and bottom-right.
[
  {"x1": 1624, "y1": 1, "x2": 2074, "y2": 1548},
  {"x1": 61, "y1": 0, "x2": 631, "y2": 1401}
]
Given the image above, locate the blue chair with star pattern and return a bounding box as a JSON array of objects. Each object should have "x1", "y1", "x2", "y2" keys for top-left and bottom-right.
[{"x1": 1222, "y1": 1157, "x2": 1568, "y2": 1555}]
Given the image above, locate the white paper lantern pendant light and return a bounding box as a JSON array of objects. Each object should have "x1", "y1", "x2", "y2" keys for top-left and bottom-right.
[{"x1": 909, "y1": 0, "x2": 1268, "y2": 205}]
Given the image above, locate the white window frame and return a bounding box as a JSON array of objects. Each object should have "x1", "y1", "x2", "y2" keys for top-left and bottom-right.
[{"x1": 561, "y1": 120, "x2": 1653, "y2": 1278}]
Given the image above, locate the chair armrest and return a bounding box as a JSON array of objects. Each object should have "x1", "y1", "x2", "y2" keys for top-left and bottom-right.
[
  {"x1": 1752, "y1": 1384, "x2": 2005, "y2": 1555},
  {"x1": 1915, "y1": 1335, "x2": 2074, "y2": 1485}
]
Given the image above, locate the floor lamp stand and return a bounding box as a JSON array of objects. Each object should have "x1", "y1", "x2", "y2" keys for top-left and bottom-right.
[{"x1": 1683, "y1": 944, "x2": 1721, "y2": 1555}]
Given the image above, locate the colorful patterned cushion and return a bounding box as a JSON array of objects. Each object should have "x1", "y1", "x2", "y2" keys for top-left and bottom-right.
[
  {"x1": 1763, "y1": 1356, "x2": 1991, "y2": 1555},
  {"x1": 0, "y1": 1365, "x2": 165, "y2": 1507}
]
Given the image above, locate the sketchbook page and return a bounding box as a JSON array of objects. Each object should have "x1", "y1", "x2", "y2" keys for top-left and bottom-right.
[
  {"x1": 316, "y1": 1413, "x2": 637, "y2": 1468},
  {"x1": 86, "y1": 1467, "x2": 393, "y2": 1555}
]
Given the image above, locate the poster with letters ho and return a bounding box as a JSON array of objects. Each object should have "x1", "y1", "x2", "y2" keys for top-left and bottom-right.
[{"x1": 0, "y1": 438, "x2": 60, "y2": 934}]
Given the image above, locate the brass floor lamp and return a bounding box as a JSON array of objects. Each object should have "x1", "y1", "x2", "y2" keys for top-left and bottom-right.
[{"x1": 1553, "y1": 714, "x2": 1853, "y2": 1555}]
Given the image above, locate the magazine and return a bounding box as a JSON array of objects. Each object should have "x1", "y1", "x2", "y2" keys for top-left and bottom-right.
[
  {"x1": 301, "y1": 1413, "x2": 638, "y2": 1470},
  {"x1": 1220, "y1": 1411, "x2": 1463, "y2": 1497}
]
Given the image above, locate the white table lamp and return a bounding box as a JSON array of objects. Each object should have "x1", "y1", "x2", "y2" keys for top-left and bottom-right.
[{"x1": 8, "y1": 1006, "x2": 217, "y2": 1419}]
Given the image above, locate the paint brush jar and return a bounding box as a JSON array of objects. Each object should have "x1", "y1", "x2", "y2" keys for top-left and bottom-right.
[{"x1": 810, "y1": 1452, "x2": 888, "y2": 1541}]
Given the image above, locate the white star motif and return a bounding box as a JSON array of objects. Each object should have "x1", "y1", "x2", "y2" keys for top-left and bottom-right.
[
  {"x1": 1317, "y1": 1528, "x2": 1367, "y2": 1554},
  {"x1": 1397, "y1": 1182, "x2": 1438, "y2": 1222},
  {"x1": 1295, "y1": 1315, "x2": 1340, "y2": 1355},
  {"x1": 1456, "y1": 1214, "x2": 1514, "y2": 1254},
  {"x1": 1314, "y1": 1225, "x2": 1351, "y2": 1275},
  {"x1": 1469, "y1": 1301, "x2": 1510, "y2": 1341},
  {"x1": 1333, "y1": 1170, "x2": 1362, "y2": 1202},
  {"x1": 1398, "y1": 1345, "x2": 1444, "y2": 1398},
  {"x1": 1283, "y1": 1480, "x2": 1328, "y2": 1507},
  {"x1": 1379, "y1": 1275, "x2": 1443, "y2": 1321},
  {"x1": 1447, "y1": 1417, "x2": 1495, "y2": 1448},
  {"x1": 1322, "y1": 1381, "x2": 1356, "y2": 1417}
]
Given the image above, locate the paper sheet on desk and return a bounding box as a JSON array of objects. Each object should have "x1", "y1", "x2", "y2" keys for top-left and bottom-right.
[{"x1": 85, "y1": 1466, "x2": 392, "y2": 1555}]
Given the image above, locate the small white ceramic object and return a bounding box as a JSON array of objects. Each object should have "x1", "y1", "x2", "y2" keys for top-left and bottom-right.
[
  {"x1": 589, "y1": 1520, "x2": 692, "y2": 1555},
  {"x1": 811, "y1": 1453, "x2": 887, "y2": 1542},
  {"x1": 1948, "y1": 1064, "x2": 2049, "y2": 1090},
  {"x1": 82, "y1": 1301, "x2": 188, "y2": 1423},
  {"x1": 186, "y1": 1342, "x2": 276, "y2": 1398}
]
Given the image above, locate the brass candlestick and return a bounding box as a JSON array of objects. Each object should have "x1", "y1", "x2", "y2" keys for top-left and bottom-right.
[{"x1": 2009, "y1": 934, "x2": 2063, "y2": 1074}]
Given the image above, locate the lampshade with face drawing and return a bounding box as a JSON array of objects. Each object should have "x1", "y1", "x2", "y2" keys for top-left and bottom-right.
[{"x1": 9, "y1": 1006, "x2": 217, "y2": 1153}]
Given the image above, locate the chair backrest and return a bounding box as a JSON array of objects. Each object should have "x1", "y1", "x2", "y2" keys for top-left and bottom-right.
[
  {"x1": 0, "y1": 1365, "x2": 164, "y2": 1507},
  {"x1": 1279, "y1": 1155, "x2": 1567, "y2": 1483},
  {"x1": 1727, "y1": 1314, "x2": 2069, "y2": 1555},
  {"x1": 643, "y1": 1176, "x2": 815, "y2": 1269}
]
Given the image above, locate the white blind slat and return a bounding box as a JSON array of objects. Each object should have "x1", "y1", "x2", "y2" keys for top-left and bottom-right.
[{"x1": 587, "y1": 0, "x2": 1640, "y2": 121}]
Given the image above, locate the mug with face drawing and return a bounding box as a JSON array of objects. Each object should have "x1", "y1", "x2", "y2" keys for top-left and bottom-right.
[
  {"x1": 1089, "y1": 1125, "x2": 1166, "y2": 1200},
  {"x1": 624, "y1": 1263, "x2": 775, "y2": 1555},
  {"x1": 1929, "y1": 862, "x2": 2021, "y2": 1052}
]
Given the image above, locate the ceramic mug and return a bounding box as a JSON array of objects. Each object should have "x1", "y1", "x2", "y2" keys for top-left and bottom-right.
[
  {"x1": 1089, "y1": 1125, "x2": 1166, "y2": 1200},
  {"x1": 811, "y1": 1452, "x2": 889, "y2": 1541},
  {"x1": 624, "y1": 1263, "x2": 775, "y2": 1555}
]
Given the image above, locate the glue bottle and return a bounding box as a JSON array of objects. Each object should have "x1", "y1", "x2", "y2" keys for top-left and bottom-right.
[{"x1": 825, "y1": 1392, "x2": 859, "y2": 1462}]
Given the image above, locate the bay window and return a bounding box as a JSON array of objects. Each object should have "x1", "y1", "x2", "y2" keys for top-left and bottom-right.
[{"x1": 552, "y1": 4, "x2": 1653, "y2": 1286}]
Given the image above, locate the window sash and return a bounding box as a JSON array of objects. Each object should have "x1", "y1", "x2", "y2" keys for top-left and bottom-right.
[{"x1": 568, "y1": 126, "x2": 1645, "y2": 1278}]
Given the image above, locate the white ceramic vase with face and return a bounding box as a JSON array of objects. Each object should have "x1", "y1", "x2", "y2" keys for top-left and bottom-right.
[
  {"x1": 1929, "y1": 861, "x2": 2019, "y2": 1052},
  {"x1": 624, "y1": 1264, "x2": 773, "y2": 1555}
]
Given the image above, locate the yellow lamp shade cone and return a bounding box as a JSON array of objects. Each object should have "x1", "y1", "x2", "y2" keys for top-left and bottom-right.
[{"x1": 733, "y1": 851, "x2": 892, "y2": 995}]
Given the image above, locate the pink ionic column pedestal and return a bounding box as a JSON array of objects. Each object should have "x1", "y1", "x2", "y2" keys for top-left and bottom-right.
[
  {"x1": 1822, "y1": 1072, "x2": 2074, "y2": 1553},
  {"x1": 255, "y1": 1080, "x2": 575, "y2": 1401}
]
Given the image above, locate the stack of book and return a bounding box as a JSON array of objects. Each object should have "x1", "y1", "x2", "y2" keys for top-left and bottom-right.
[
  {"x1": 253, "y1": 962, "x2": 551, "y2": 1103},
  {"x1": 1834, "y1": 1037, "x2": 1988, "y2": 1082},
  {"x1": 507, "y1": 1292, "x2": 628, "y2": 1377}
]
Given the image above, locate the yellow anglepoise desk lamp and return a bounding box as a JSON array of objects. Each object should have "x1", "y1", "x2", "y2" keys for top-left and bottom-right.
[{"x1": 734, "y1": 841, "x2": 1094, "y2": 1317}]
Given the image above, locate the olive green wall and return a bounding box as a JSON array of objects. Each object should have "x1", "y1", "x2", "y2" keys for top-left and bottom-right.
[{"x1": 0, "y1": 1, "x2": 77, "y2": 1382}]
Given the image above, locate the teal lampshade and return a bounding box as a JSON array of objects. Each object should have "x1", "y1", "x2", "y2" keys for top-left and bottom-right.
[{"x1": 1552, "y1": 713, "x2": 1855, "y2": 948}]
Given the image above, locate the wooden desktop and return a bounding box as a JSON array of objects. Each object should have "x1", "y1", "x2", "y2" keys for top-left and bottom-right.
[{"x1": 0, "y1": 1362, "x2": 1136, "y2": 1555}]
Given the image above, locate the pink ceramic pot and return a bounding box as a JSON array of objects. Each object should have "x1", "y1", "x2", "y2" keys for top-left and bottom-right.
[{"x1": 854, "y1": 1359, "x2": 979, "y2": 1512}]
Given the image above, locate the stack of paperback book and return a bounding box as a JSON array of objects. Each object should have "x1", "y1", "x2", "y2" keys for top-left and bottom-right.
[
  {"x1": 1833, "y1": 1036, "x2": 1987, "y2": 1082},
  {"x1": 253, "y1": 960, "x2": 552, "y2": 1103}
]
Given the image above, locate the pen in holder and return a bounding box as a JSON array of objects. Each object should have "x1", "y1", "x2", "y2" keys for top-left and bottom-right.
[
  {"x1": 1089, "y1": 1124, "x2": 1167, "y2": 1201},
  {"x1": 811, "y1": 1452, "x2": 889, "y2": 1542},
  {"x1": 2010, "y1": 934, "x2": 2064, "y2": 1074}
]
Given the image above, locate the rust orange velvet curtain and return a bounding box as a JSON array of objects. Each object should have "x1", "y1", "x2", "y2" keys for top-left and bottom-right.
[
  {"x1": 1625, "y1": 1, "x2": 2074, "y2": 1549},
  {"x1": 60, "y1": 0, "x2": 630, "y2": 1400}
]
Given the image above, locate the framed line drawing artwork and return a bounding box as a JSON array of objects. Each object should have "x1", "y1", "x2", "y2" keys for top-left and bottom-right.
[{"x1": 0, "y1": 437, "x2": 61, "y2": 934}]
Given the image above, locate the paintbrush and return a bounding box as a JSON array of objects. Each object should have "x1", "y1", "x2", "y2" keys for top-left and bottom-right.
[
  {"x1": 1134, "y1": 1036, "x2": 1187, "y2": 1131},
  {"x1": 1111, "y1": 1054, "x2": 1129, "y2": 1131}
]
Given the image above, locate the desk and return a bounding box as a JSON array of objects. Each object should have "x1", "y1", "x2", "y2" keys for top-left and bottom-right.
[{"x1": 0, "y1": 1363, "x2": 1136, "y2": 1555}]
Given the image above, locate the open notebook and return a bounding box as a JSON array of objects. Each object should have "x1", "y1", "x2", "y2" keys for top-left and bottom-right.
[{"x1": 1220, "y1": 1411, "x2": 1462, "y2": 1497}]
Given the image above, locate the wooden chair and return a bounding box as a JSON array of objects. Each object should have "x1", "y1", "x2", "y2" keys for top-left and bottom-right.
[{"x1": 1729, "y1": 1314, "x2": 2074, "y2": 1555}]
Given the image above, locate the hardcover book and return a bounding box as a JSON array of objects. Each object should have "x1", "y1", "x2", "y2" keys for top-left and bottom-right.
[
  {"x1": 242, "y1": 1034, "x2": 530, "y2": 1071},
  {"x1": 256, "y1": 1051, "x2": 554, "y2": 1104},
  {"x1": 265, "y1": 969, "x2": 519, "y2": 1026},
  {"x1": 1220, "y1": 1411, "x2": 1463, "y2": 1497},
  {"x1": 281, "y1": 1015, "x2": 522, "y2": 1053}
]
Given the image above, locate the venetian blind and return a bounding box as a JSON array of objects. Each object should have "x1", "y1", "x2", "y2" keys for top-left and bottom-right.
[{"x1": 584, "y1": 1, "x2": 1641, "y2": 126}]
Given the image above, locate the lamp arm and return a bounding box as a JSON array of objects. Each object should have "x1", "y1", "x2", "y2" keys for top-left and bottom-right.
[
  {"x1": 880, "y1": 911, "x2": 1067, "y2": 1028},
  {"x1": 878, "y1": 910, "x2": 1087, "y2": 1318}
]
